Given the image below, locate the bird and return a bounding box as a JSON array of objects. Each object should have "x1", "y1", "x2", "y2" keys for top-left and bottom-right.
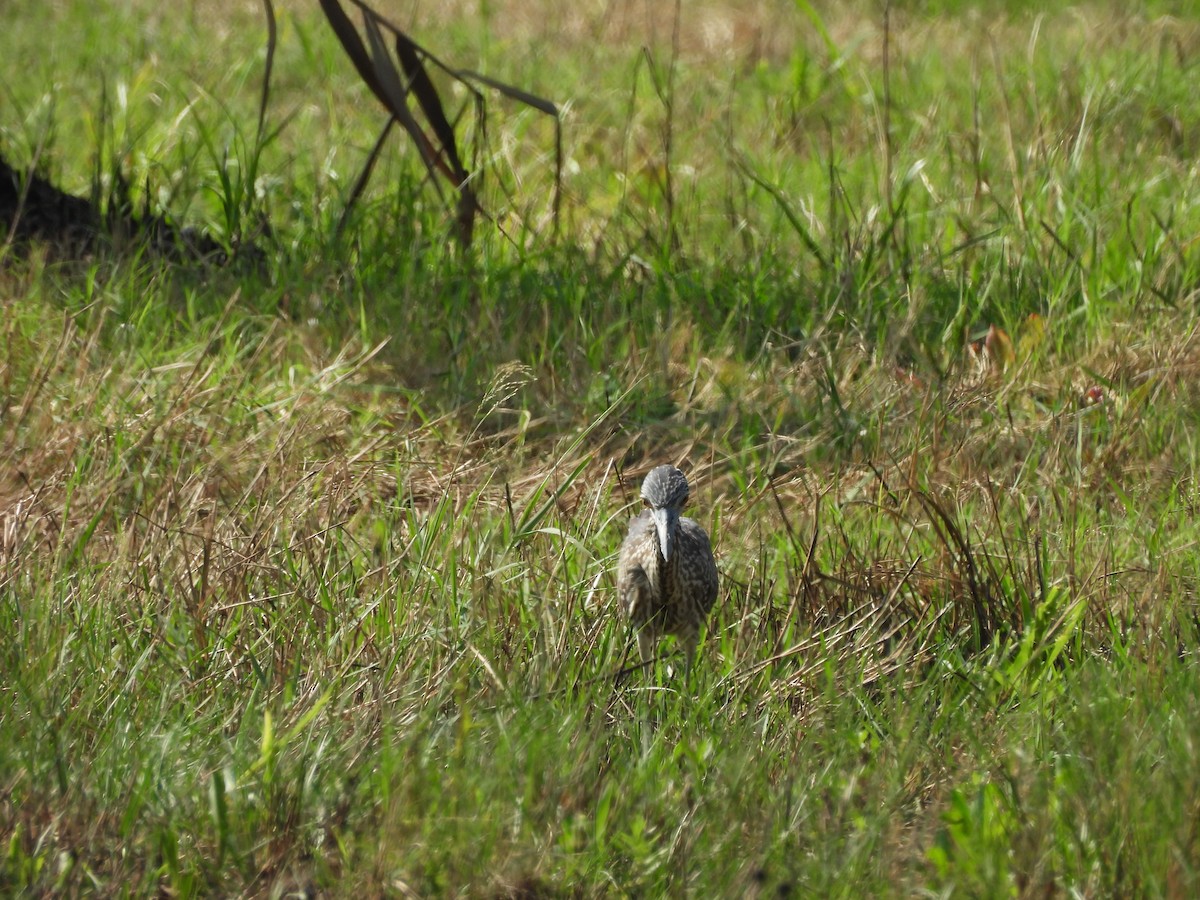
[{"x1": 617, "y1": 465, "x2": 719, "y2": 676}]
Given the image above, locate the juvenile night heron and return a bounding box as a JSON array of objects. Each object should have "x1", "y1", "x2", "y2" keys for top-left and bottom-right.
[{"x1": 617, "y1": 465, "x2": 719, "y2": 675}]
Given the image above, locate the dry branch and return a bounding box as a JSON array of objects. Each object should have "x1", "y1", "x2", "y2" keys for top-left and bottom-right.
[{"x1": 318, "y1": 0, "x2": 561, "y2": 248}]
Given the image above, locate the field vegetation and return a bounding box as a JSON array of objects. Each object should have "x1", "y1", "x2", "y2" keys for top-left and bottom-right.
[{"x1": 4, "y1": 0, "x2": 1200, "y2": 895}]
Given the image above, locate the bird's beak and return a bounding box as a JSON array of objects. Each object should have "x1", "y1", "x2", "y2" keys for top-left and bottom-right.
[{"x1": 651, "y1": 507, "x2": 677, "y2": 561}]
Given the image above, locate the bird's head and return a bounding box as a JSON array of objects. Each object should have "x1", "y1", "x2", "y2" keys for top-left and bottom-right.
[{"x1": 640, "y1": 465, "x2": 690, "y2": 562}]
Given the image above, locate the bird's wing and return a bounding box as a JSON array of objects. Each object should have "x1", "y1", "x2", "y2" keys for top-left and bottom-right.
[
  {"x1": 680, "y1": 517, "x2": 719, "y2": 613},
  {"x1": 617, "y1": 511, "x2": 655, "y2": 621},
  {"x1": 618, "y1": 562, "x2": 651, "y2": 621}
]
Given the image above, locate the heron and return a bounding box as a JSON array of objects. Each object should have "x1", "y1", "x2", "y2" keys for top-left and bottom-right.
[{"x1": 617, "y1": 465, "x2": 718, "y2": 676}]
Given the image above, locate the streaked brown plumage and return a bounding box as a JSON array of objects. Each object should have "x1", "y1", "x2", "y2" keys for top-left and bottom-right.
[{"x1": 617, "y1": 465, "x2": 718, "y2": 674}]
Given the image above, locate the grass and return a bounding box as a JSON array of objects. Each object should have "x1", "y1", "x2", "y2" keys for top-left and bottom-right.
[{"x1": 4, "y1": 0, "x2": 1200, "y2": 895}]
